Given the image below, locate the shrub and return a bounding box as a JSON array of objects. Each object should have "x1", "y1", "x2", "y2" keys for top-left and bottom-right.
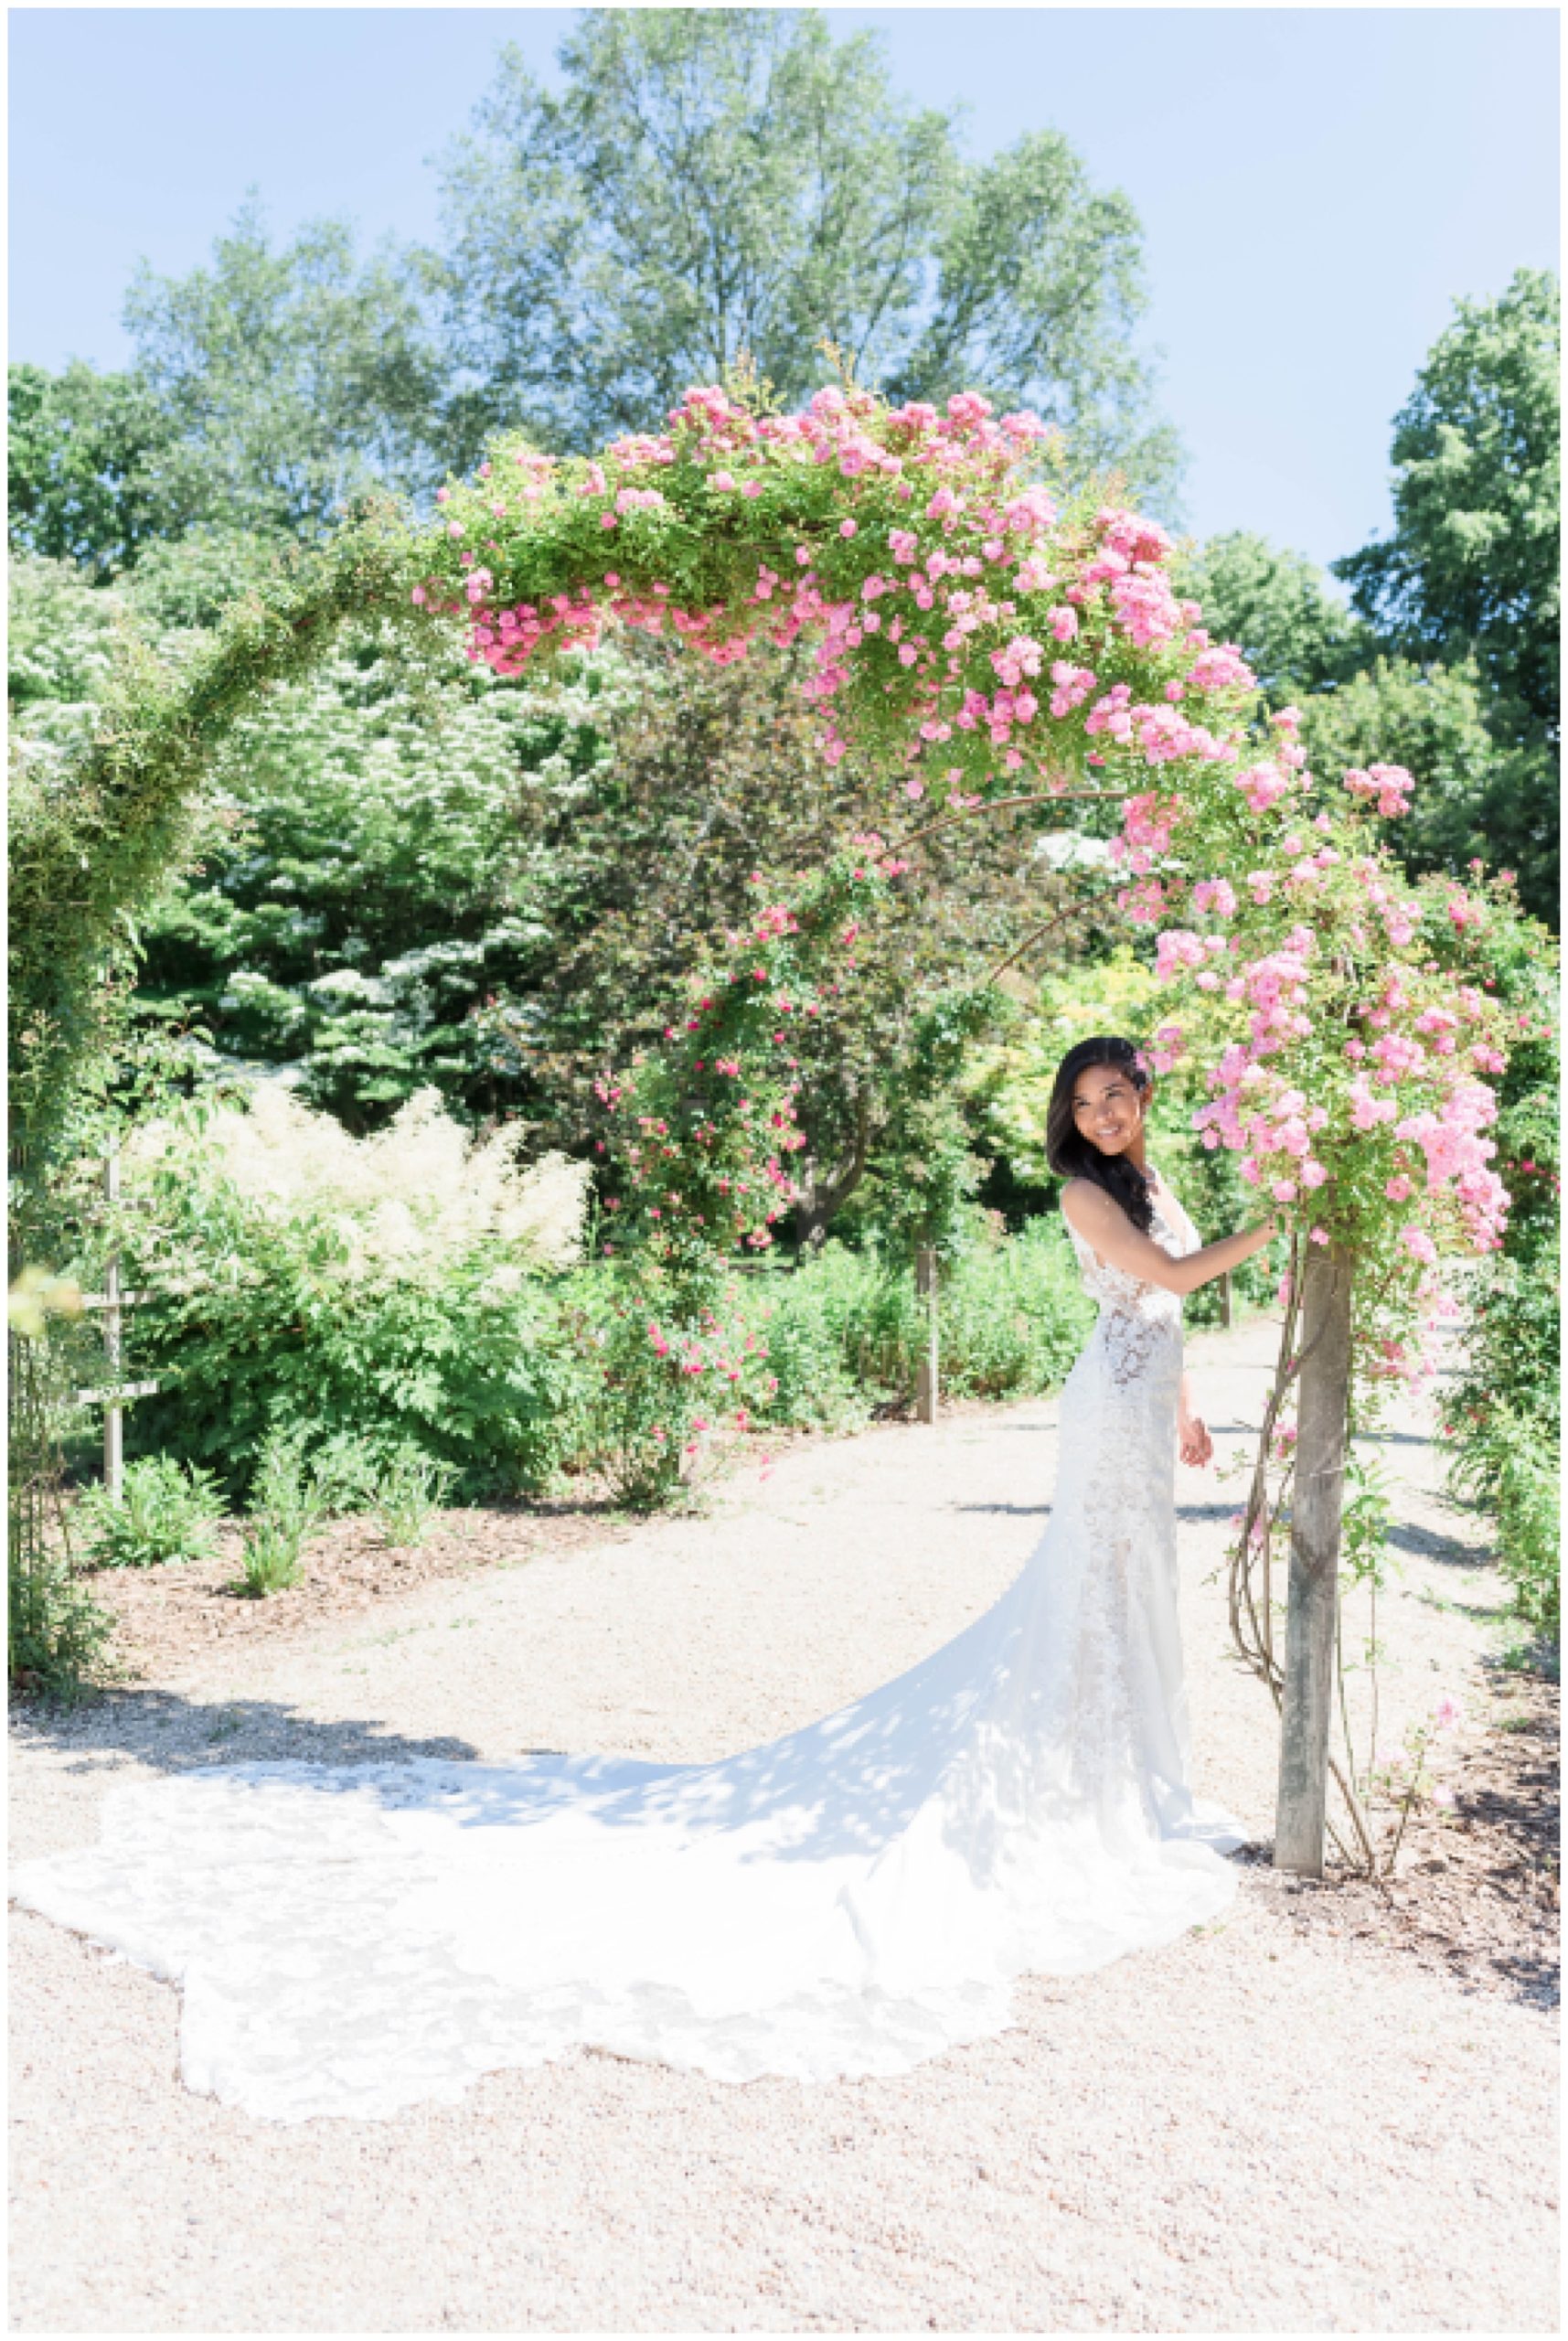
[
  {"x1": 9, "y1": 1545, "x2": 117, "y2": 1692},
  {"x1": 1445, "y1": 1258, "x2": 1560, "y2": 1638},
  {"x1": 937, "y1": 1219, "x2": 1098, "y2": 1398},
  {"x1": 77, "y1": 1456, "x2": 223, "y2": 1570},
  {"x1": 8, "y1": 1307, "x2": 116, "y2": 1699},
  {"x1": 1438, "y1": 902, "x2": 1558, "y2": 1645},
  {"x1": 120, "y1": 1088, "x2": 587, "y2": 1500},
  {"x1": 555, "y1": 1261, "x2": 755, "y2": 1510},
  {"x1": 731, "y1": 1217, "x2": 1094, "y2": 1420}
]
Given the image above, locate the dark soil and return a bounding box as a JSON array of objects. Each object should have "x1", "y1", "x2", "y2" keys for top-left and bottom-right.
[
  {"x1": 82, "y1": 1499, "x2": 639, "y2": 1678},
  {"x1": 1241, "y1": 1664, "x2": 1560, "y2": 2010}
]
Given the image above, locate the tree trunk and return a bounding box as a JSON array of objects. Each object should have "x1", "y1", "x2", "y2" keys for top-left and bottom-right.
[
  {"x1": 1274, "y1": 1243, "x2": 1355, "y2": 1876},
  {"x1": 915, "y1": 1246, "x2": 938, "y2": 1424}
]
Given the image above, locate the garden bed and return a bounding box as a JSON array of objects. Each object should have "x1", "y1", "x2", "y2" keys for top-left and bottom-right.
[{"x1": 1241, "y1": 1662, "x2": 1559, "y2": 2009}]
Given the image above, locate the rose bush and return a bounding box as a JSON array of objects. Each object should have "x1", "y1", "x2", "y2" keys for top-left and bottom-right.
[{"x1": 411, "y1": 379, "x2": 1514, "y2": 1406}]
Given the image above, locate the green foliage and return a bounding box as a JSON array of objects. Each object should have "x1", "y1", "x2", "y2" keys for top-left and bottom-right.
[
  {"x1": 248, "y1": 1428, "x2": 332, "y2": 1545},
  {"x1": 837, "y1": 988, "x2": 1003, "y2": 1267},
  {"x1": 1435, "y1": 898, "x2": 1559, "y2": 1641},
  {"x1": 436, "y1": 11, "x2": 1179, "y2": 505},
  {"x1": 1298, "y1": 656, "x2": 1549, "y2": 905},
  {"x1": 887, "y1": 127, "x2": 1181, "y2": 500},
  {"x1": 118, "y1": 1108, "x2": 576, "y2": 1502},
  {"x1": 137, "y1": 615, "x2": 606, "y2": 1128},
  {"x1": 9, "y1": 1543, "x2": 117, "y2": 1695},
  {"x1": 123, "y1": 196, "x2": 447, "y2": 540},
  {"x1": 1334, "y1": 267, "x2": 1559, "y2": 753},
  {"x1": 229, "y1": 1427, "x2": 371, "y2": 1597},
  {"x1": 7, "y1": 361, "x2": 198, "y2": 579},
  {"x1": 369, "y1": 1446, "x2": 455, "y2": 1548},
  {"x1": 743, "y1": 1217, "x2": 1093, "y2": 1415},
  {"x1": 235, "y1": 1513, "x2": 305, "y2": 1598},
  {"x1": 1175, "y1": 531, "x2": 1373, "y2": 699},
  {"x1": 728, "y1": 1267, "x2": 871, "y2": 1436},
  {"x1": 7, "y1": 1322, "x2": 116, "y2": 1698},
  {"x1": 9, "y1": 552, "x2": 129, "y2": 724},
  {"x1": 77, "y1": 1455, "x2": 222, "y2": 1570},
  {"x1": 1180, "y1": 276, "x2": 1561, "y2": 926},
  {"x1": 556, "y1": 1260, "x2": 735, "y2": 1511},
  {"x1": 7, "y1": 505, "x2": 421, "y2": 1170},
  {"x1": 1333, "y1": 268, "x2": 1559, "y2": 923},
  {"x1": 1450, "y1": 1389, "x2": 1560, "y2": 1639}
]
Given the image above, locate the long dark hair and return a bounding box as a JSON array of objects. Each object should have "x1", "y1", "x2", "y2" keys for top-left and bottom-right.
[{"x1": 1045, "y1": 1035, "x2": 1156, "y2": 1235}]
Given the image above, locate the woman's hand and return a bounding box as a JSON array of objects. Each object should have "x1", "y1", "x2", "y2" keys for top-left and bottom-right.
[{"x1": 1178, "y1": 1381, "x2": 1213, "y2": 1469}]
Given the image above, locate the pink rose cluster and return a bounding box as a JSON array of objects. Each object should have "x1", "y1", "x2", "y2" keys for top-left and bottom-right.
[
  {"x1": 416, "y1": 382, "x2": 1270, "y2": 813},
  {"x1": 1343, "y1": 764, "x2": 1414, "y2": 818}
]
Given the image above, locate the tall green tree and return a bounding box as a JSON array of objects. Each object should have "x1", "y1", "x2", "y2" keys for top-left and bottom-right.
[
  {"x1": 435, "y1": 8, "x2": 1180, "y2": 504},
  {"x1": 1176, "y1": 531, "x2": 1373, "y2": 700},
  {"x1": 1184, "y1": 271, "x2": 1561, "y2": 925},
  {"x1": 1334, "y1": 268, "x2": 1559, "y2": 763},
  {"x1": 122, "y1": 195, "x2": 447, "y2": 540},
  {"x1": 7, "y1": 361, "x2": 201, "y2": 579},
  {"x1": 1297, "y1": 656, "x2": 1547, "y2": 902}
]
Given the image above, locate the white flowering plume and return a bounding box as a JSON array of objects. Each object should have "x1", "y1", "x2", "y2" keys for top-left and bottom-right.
[{"x1": 135, "y1": 1087, "x2": 588, "y2": 1277}]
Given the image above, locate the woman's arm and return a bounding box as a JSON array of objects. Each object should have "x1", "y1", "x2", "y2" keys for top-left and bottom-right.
[{"x1": 1061, "y1": 1178, "x2": 1275, "y2": 1297}]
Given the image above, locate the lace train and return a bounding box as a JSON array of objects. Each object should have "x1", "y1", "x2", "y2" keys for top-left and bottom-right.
[{"x1": 12, "y1": 1185, "x2": 1246, "y2": 2123}]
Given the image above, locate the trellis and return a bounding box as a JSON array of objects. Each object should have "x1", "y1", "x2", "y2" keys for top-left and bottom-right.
[{"x1": 8, "y1": 392, "x2": 1513, "y2": 1876}]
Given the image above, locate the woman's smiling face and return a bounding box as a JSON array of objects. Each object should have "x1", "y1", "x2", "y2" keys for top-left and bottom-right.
[{"x1": 1071, "y1": 1062, "x2": 1147, "y2": 1157}]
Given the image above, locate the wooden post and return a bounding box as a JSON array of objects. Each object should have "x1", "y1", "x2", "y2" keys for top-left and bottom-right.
[
  {"x1": 102, "y1": 1142, "x2": 123, "y2": 1504},
  {"x1": 1274, "y1": 1243, "x2": 1355, "y2": 1876},
  {"x1": 1220, "y1": 1269, "x2": 1232, "y2": 1330},
  {"x1": 915, "y1": 1245, "x2": 938, "y2": 1424}
]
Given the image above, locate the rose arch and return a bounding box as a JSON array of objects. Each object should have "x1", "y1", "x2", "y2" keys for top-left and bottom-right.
[{"x1": 12, "y1": 379, "x2": 1517, "y2": 1877}]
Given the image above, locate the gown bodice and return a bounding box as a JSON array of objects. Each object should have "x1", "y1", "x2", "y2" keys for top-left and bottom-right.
[{"x1": 1062, "y1": 1171, "x2": 1200, "y2": 1333}]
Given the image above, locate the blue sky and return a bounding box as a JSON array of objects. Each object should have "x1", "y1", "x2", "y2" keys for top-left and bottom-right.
[{"x1": 8, "y1": 7, "x2": 1559, "y2": 570}]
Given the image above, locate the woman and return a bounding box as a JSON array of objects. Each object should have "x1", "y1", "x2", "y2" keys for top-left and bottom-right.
[{"x1": 13, "y1": 1037, "x2": 1276, "y2": 2123}]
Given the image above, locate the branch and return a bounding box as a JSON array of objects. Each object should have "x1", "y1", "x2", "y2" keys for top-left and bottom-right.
[
  {"x1": 979, "y1": 889, "x2": 1111, "y2": 986},
  {"x1": 884, "y1": 787, "x2": 1133, "y2": 861}
]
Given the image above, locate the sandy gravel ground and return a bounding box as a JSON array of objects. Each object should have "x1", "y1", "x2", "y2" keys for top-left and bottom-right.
[{"x1": 9, "y1": 1315, "x2": 1558, "y2": 2333}]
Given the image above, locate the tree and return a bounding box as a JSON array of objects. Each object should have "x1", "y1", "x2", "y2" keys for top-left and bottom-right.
[
  {"x1": 123, "y1": 196, "x2": 447, "y2": 540},
  {"x1": 7, "y1": 362, "x2": 200, "y2": 578},
  {"x1": 888, "y1": 128, "x2": 1181, "y2": 497},
  {"x1": 1334, "y1": 269, "x2": 1559, "y2": 763},
  {"x1": 435, "y1": 9, "x2": 1180, "y2": 505},
  {"x1": 1299, "y1": 656, "x2": 1552, "y2": 909},
  {"x1": 1184, "y1": 515, "x2": 1558, "y2": 922},
  {"x1": 497, "y1": 636, "x2": 1093, "y2": 1225},
  {"x1": 1176, "y1": 531, "x2": 1373, "y2": 700}
]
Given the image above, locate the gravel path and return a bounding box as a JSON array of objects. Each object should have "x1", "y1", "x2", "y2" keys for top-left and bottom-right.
[{"x1": 10, "y1": 1315, "x2": 1558, "y2": 2332}]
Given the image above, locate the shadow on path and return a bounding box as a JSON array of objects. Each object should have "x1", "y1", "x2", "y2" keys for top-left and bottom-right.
[{"x1": 12, "y1": 1686, "x2": 482, "y2": 1779}]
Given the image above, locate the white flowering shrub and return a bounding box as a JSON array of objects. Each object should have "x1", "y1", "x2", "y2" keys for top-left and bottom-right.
[{"x1": 121, "y1": 1088, "x2": 590, "y2": 1498}]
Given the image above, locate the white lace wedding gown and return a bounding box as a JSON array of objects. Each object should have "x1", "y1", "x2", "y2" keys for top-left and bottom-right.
[{"x1": 12, "y1": 1183, "x2": 1245, "y2": 2123}]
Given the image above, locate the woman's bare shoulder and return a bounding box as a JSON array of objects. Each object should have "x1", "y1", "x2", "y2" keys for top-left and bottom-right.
[{"x1": 1060, "y1": 1178, "x2": 1117, "y2": 1230}]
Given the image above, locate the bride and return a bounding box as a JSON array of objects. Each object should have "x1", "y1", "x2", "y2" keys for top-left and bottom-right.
[{"x1": 14, "y1": 1036, "x2": 1276, "y2": 2124}]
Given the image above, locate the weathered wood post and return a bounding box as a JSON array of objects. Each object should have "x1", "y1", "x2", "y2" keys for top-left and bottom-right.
[
  {"x1": 1220, "y1": 1268, "x2": 1233, "y2": 1330},
  {"x1": 101, "y1": 1143, "x2": 123, "y2": 1504},
  {"x1": 1274, "y1": 1242, "x2": 1355, "y2": 1876},
  {"x1": 915, "y1": 1245, "x2": 939, "y2": 1424},
  {"x1": 76, "y1": 1139, "x2": 158, "y2": 1502}
]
